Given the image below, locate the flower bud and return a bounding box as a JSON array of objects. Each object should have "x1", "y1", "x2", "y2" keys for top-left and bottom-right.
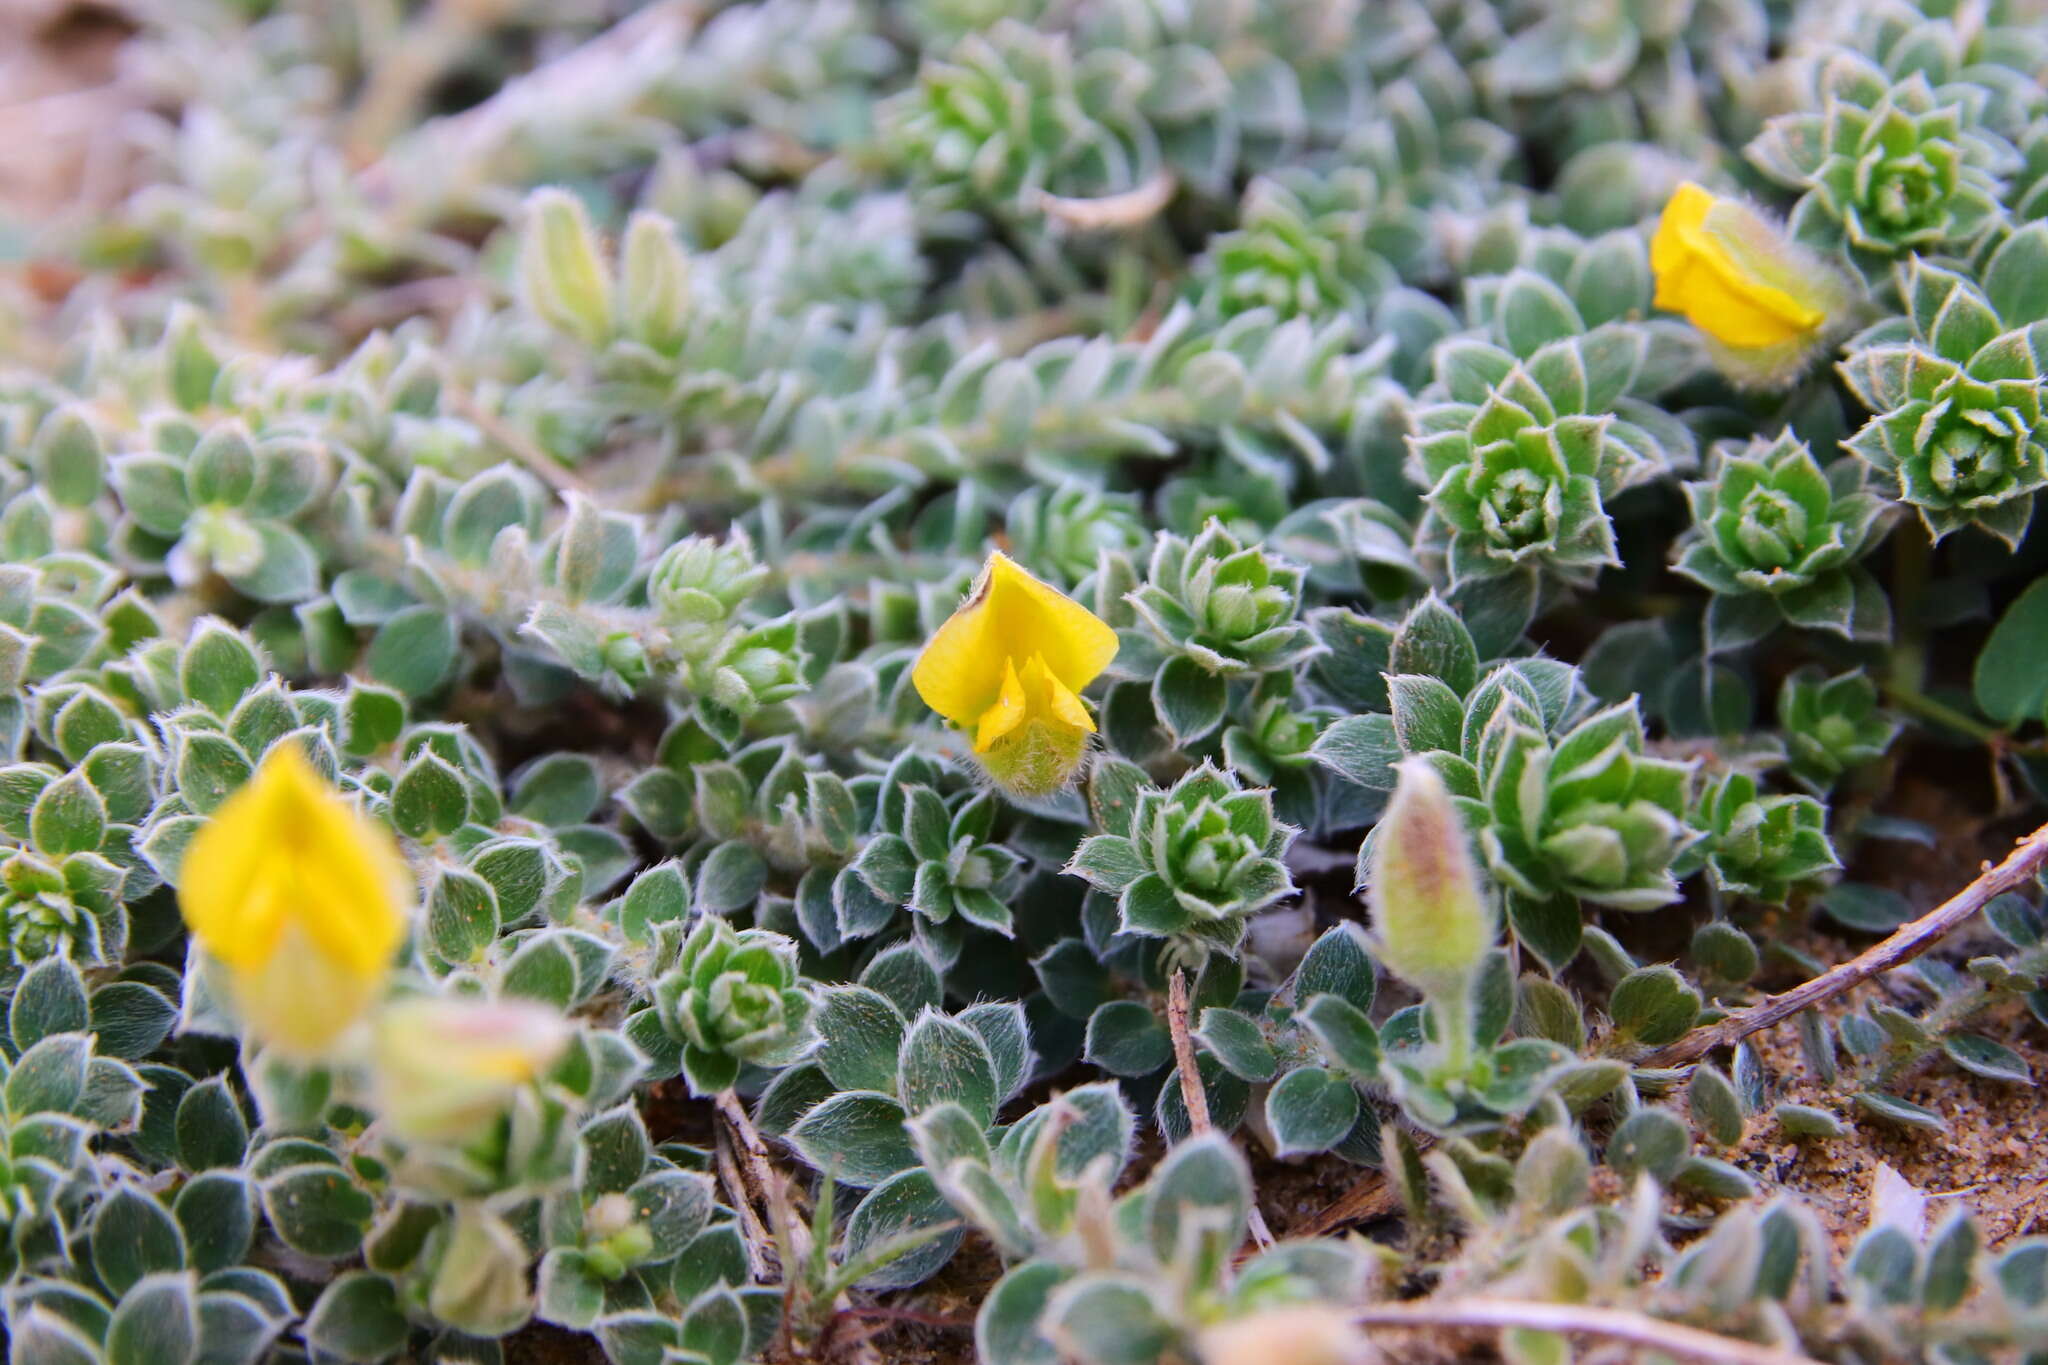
[
  {"x1": 517, "y1": 188, "x2": 615, "y2": 349},
  {"x1": 1367, "y1": 758, "x2": 1494, "y2": 1003},
  {"x1": 619, "y1": 211, "x2": 692, "y2": 352},
  {"x1": 429, "y1": 1206, "x2": 534, "y2": 1337},
  {"x1": 1197, "y1": 1306, "x2": 1374, "y2": 1365},
  {"x1": 648, "y1": 534, "x2": 765, "y2": 638},
  {"x1": 370, "y1": 995, "x2": 571, "y2": 1144}
]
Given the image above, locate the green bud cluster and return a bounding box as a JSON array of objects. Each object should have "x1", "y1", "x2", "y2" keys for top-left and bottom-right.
[{"x1": 652, "y1": 916, "x2": 814, "y2": 1095}]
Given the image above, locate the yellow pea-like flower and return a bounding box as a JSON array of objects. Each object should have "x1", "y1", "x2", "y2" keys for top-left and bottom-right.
[
  {"x1": 912, "y1": 551, "x2": 1119, "y2": 798},
  {"x1": 1651, "y1": 182, "x2": 1849, "y2": 386},
  {"x1": 178, "y1": 744, "x2": 411, "y2": 1058}
]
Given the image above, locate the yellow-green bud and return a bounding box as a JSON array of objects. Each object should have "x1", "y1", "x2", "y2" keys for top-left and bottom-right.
[
  {"x1": 619, "y1": 211, "x2": 692, "y2": 352},
  {"x1": 1367, "y1": 757, "x2": 1495, "y2": 1003},
  {"x1": 429, "y1": 1206, "x2": 534, "y2": 1337},
  {"x1": 370, "y1": 996, "x2": 570, "y2": 1144},
  {"x1": 1197, "y1": 1306, "x2": 1372, "y2": 1365},
  {"x1": 518, "y1": 188, "x2": 615, "y2": 349}
]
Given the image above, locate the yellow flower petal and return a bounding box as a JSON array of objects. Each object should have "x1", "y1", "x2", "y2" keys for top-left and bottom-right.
[
  {"x1": 178, "y1": 744, "x2": 411, "y2": 1056},
  {"x1": 1651, "y1": 181, "x2": 1826, "y2": 351},
  {"x1": 229, "y1": 916, "x2": 388, "y2": 1056},
  {"x1": 1026, "y1": 652, "x2": 1095, "y2": 734},
  {"x1": 913, "y1": 552, "x2": 1118, "y2": 727},
  {"x1": 974, "y1": 657, "x2": 1030, "y2": 752}
]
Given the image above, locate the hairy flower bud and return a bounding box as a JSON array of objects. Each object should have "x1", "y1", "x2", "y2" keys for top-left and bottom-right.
[
  {"x1": 429, "y1": 1206, "x2": 534, "y2": 1337},
  {"x1": 1197, "y1": 1306, "x2": 1374, "y2": 1365},
  {"x1": 518, "y1": 188, "x2": 615, "y2": 349},
  {"x1": 1368, "y1": 758, "x2": 1493, "y2": 1003},
  {"x1": 370, "y1": 995, "x2": 571, "y2": 1143},
  {"x1": 619, "y1": 210, "x2": 692, "y2": 352}
]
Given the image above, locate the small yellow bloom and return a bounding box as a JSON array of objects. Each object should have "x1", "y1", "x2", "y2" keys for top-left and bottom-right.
[
  {"x1": 1651, "y1": 182, "x2": 1850, "y2": 387},
  {"x1": 912, "y1": 551, "x2": 1119, "y2": 797},
  {"x1": 371, "y1": 996, "x2": 570, "y2": 1142},
  {"x1": 179, "y1": 745, "x2": 410, "y2": 1057}
]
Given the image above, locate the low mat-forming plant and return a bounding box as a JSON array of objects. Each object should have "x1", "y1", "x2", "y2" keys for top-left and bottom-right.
[{"x1": 5, "y1": 0, "x2": 2048, "y2": 1363}]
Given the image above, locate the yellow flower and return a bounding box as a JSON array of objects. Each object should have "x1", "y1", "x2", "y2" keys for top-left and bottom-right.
[
  {"x1": 1651, "y1": 182, "x2": 1849, "y2": 387},
  {"x1": 912, "y1": 551, "x2": 1119, "y2": 797},
  {"x1": 370, "y1": 995, "x2": 570, "y2": 1142},
  {"x1": 178, "y1": 745, "x2": 410, "y2": 1057}
]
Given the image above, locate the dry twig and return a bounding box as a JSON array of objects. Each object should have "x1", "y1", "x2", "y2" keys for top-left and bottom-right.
[
  {"x1": 1169, "y1": 969, "x2": 1276, "y2": 1248},
  {"x1": 713, "y1": 1122, "x2": 773, "y2": 1281},
  {"x1": 1353, "y1": 1299, "x2": 1824, "y2": 1365},
  {"x1": 1166, "y1": 968, "x2": 1211, "y2": 1133},
  {"x1": 1642, "y1": 818, "x2": 2048, "y2": 1068}
]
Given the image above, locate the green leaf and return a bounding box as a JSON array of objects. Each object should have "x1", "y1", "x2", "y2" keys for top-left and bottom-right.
[
  {"x1": 1082, "y1": 1001, "x2": 1172, "y2": 1077},
  {"x1": 842, "y1": 1169, "x2": 963, "y2": 1291},
  {"x1": 1774, "y1": 1102, "x2": 1847, "y2": 1139},
  {"x1": 1818, "y1": 882, "x2": 1913, "y2": 933},
  {"x1": 175, "y1": 1075, "x2": 250, "y2": 1171},
  {"x1": 368, "y1": 606, "x2": 459, "y2": 697},
  {"x1": 1153, "y1": 655, "x2": 1228, "y2": 744},
  {"x1": 978, "y1": 1262, "x2": 1069, "y2": 1365},
  {"x1": 1141, "y1": 1133, "x2": 1249, "y2": 1278},
  {"x1": 10, "y1": 956, "x2": 89, "y2": 1050},
  {"x1": 1264, "y1": 1066, "x2": 1361, "y2": 1156},
  {"x1": 1983, "y1": 222, "x2": 2048, "y2": 326},
  {"x1": 104, "y1": 1273, "x2": 199, "y2": 1365},
  {"x1": 1942, "y1": 1033, "x2": 2032, "y2": 1084},
  {"x1": 501, "y1": 934, "x2": 580, "y2": 1008},
  {"x1": 1194, "y1": 1007, "x2": 1277, "y2": 1081},
  {"x1": 263, "y1": 1164, "x2": 375, "y2": 1257},
  {"x1": 1293, "y1": 922, "x2": 1377, "y2": 1014},
  {"x1": 1852, "y1": 1089, "x2": 1947, "y2": 1132},
  {"x1": 30, "y1": 769, "x2": 105, "y2": 857},
  {"x1": 1606, "y1": 1108, "x2": 1690, "y2": 1182},
  {"x1": 1042, "y1": 1276, "x2": 1174, "y2": 1365},
  {"x1": 7, "y1": 1032, "x2": 90, "y2": 1114},
  {"x1": 1974, "y1": 576, "x2": 2048, "y2": 724},
  {"x1": 899, "y1": 1011, "x2": 999, "y2": 1126},
  {"x1": 1608, "y1": 966, "x2": 1701, "y2": 1046},
  {"x1": 787, "y1": 1091, "x2": 916, "y2": 1188},
  {"x1": 305, "y1": 1272, "x2": 410, "y2": 1363},
  {"x1": 1687, "y1": 1065, "x2": 1745, "y2": 1148},
  {"x1": 810, "y1": 986, "x2": 907, "y2": 1093},
  {"x1": 180, "y1": 623, "x2": 262, "y2": 715},
  {"x1": 93, "y1": 1186, "x2": 188, "y2": 1294},
  {"x1": 391, "y1": 751, "x2": 469, "y2": 840}
]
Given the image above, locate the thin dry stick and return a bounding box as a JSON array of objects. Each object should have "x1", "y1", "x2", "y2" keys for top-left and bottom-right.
[
  {"x1": 716, "y1": 1090, "x2": 812, "y2": 1271},
  {"x1": 1169, "y1": 969, "x2": 1276, "y2": 1248},
  {"x1": 444, "y1": 385, "x2": 593, "y2": 496},
  {"x1": 1308, "y1": 825, "x2": 2048, "y2": 1238},
  {"x1": 1353, "y1": 1299, "x2": 1823, "y2": 1365},
  {"x1": 1642, "y1": 818, "x2": 2048, "y2": 1069},
  {"x1": 1299, "y1": 1169, "x2": 1403, "y2": 1237},
  {"x1": 1166, "y1": 969, "x2": 1211, "y2": 1133},
  {"x1": 713, "y1": 1123, "x2": 773, "y2": 1280},
  {"x1": 715, "y1": 1090, "x2": 782, "y2": 1215}
]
